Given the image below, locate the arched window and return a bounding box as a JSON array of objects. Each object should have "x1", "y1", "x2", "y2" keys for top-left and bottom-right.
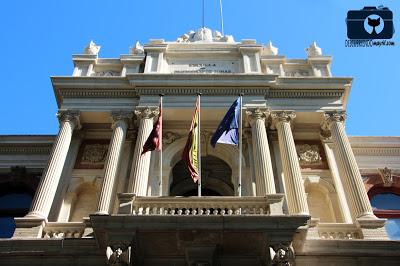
[
  {"x1": 170, "y1": 155, "x2": 234, "y2": 196},
  {"x1": 0, "y1": 193, "x2": 32, "y2": 238},
  {"x1": 370, "y1": 192, "x2": 400, "y2": 240}
]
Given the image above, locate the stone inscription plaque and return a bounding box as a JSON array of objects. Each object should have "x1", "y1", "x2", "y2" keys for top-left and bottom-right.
[{"x1": 169, "y1": 60, "x2": 240, "y2": 74}]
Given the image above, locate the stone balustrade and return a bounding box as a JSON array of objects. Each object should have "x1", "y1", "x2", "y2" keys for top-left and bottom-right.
[
  {"x1": 118, "y1": 194, "x2": 285, "y2": 216},
  {"x1": 42, "y1": 222, "x2": 85, "y2": 239},
  {"x1": 317, "y1": 223, "x2": 361, "y2": 240}
]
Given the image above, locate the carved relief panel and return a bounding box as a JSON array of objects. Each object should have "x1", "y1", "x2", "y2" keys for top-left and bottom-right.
[
  {"x1": 74, "y1": 140, "x2": 110, "y2": 169},
  {"x1": 295, "y1": 141, "x2": 328, "y2": 169}
]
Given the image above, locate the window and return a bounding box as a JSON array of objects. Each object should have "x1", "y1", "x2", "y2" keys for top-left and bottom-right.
[
  {"x1": 370, "y1": 192, "x2": 400, "y2": 240},
  {"x1": 0, "y1": 193, "x2": 32, "y2": 238}
]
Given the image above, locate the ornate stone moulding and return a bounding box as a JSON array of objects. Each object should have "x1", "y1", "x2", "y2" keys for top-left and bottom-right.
[
  {"x1": 136, "y1": 87, "x2": 268, "y2": 96},
  {"x1": 58, "y1": 89, "x2": 138, "y2": 98},
  {"x1": 0, "y1": 144, "x2": 52, "y2": 154},
  {"x1": 352, "y1": 147, "x2": 400, "y2": 156}
]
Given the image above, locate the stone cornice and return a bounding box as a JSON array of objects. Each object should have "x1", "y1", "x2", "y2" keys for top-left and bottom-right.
[
  {"x1": 266, "y1": 88, "x2": 343, "y2": 98},
  {"x1": 0, "y1": 144, "x2": 53, "y2": 154},
  {"x1": 349, "y1": 136, "x2": 400, "y2": 156},
  {"x1": 58, "y1": 88, "x2": 137, "y2": 98},
  {"x1": 0, "y1": 136, "x2": 54, "y2": 155},
  {"x1": 128, "y1": 73, "x2": 279, "y2": 87},
  {"x1": 352, "y1": 147, "x2": 400, "y2": 156},
  {"x1": 136, "y1": 87, "x2": 268, "y2": 95}
]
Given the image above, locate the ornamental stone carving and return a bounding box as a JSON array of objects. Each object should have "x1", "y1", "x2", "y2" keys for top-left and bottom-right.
[
  {"x1": 263, "y1": 41, "x2": 278, "y2": 56},
  {"x1": 270, "y1": 111, "x2": 296, "y2": 124},
  {"x1": 81, "y1": 144, "x2": 108, "y2": 164},
  {"x1": 322, "y1": 111, "x2": 346, "y2": 130},
  {"x1": 284, "y1": 70, "x2": 310, "y2": 77},
  {"x1": 176, "y1": 27, "x2": 235, "y2": 43},
  {"x1": 130, "y1": 41, "x2": 144, "y2": 55},
  {"x1": 296, "y1": 144, "x2": 322, "y2": 165},
  {"x1": 134, "y1": 107, "x2": 159, "y2": 120},
  {"x1": 111, "y1": 111, "x2": 133, "y2": 128},
  {"x1": 306, "y1": 42, "x2": 322, "y2": 57},
  {"x1": 379, "y1": 167, "x2": 393, "y2": 186},
  {"x1": 93, "y1": 70, "x2": 121, "y2": 77},
  {"x1": 245, "y1": 108, "x2": 270, "y2": 124},
  {"x1": 56, "y1": 110, "x2": 81, "y2": 129},
  {"x1": 83, "y1": 40, "x2": 101, "y2": 55},
  {"x1": 106, "y1": 245, "x2": 131, "y2": 266},
  {"x1": 269, "y1": 243, "x2": 295, "y2": 266},
  {"x1": 162, "y1": 131, "x2": 181, "y2": 147}
]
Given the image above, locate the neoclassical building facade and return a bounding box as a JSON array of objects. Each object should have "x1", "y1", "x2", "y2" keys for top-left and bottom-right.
[{"x1": 1, "y1": 28, "x2": 400, "y2": 265}]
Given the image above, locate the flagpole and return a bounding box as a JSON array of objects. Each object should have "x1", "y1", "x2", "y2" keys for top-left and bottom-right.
[
  {"x1": 197, "y1": 93, "x2": 202, "y2": 197},
  {"x1": 159, "y1": 94, "x2": 164, "y2": 196},
  {"x1": 238, "y1": 93, "x2": 243, "y2": 197},
  {"x1": 219, "y1": 0, "x2": 224, "y2": 35}
]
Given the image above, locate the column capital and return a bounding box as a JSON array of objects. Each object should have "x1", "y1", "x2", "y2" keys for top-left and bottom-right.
[
  {"x1": 134, "y1": 106, "x2": 159, "y2": 120},
  {"x1": 111, "y1": 110, "x2": 133, "y2": 129},
  {"x1": 245, "y1": 108, "x2": 270, "y2": 124},
  {"x1": 322, "y1": 110, "x2": 347, "y2": 130},
  {"x1": 57, "y1": 110, "x2": 81, "y2": 129},
  {"x1": 270, "y1": 111, "x2": 296, "y2": 125}
]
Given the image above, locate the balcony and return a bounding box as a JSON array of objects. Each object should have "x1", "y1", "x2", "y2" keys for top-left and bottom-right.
[{"x1": 117, "y1": 194, "x2": 286, "y2": 216}]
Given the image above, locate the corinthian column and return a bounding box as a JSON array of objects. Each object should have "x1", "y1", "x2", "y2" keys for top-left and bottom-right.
[
  {"x1": 128, "y1": 107, "x2": 159, "y2": 195},
  {"x1": 27, "y1": 110, "x2": 80, "y2": 220},
  {"x1": 322, "y1": 111, "x2": 375, "y2": 219},
  {"x1": 245, "y1": 108, "x2": 276, "y2": 195},
  {"x1": 96, "y1": 111, "x2": 132, "y2": 215},
  {"x1": 271, "y1": 111, "x2": 308, "y2": 215}
]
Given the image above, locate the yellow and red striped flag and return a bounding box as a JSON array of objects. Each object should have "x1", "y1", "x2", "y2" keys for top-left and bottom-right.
[{"x1": 182, "y1": 96, "x2": 200, "y2": 183}]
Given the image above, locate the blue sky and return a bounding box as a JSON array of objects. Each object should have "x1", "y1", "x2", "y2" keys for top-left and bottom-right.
[{"x1": 0, "y1": 0, "x2": 399, "y2": 136}]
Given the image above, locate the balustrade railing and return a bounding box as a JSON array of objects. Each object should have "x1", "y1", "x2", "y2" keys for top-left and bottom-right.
[
  {"x1": 317, "y1": 223, "x2": 361, "y2": 240},
  {"x1": 42, "y1": 222, "x2": 85, "y2": 239},
  {"x1": 118, "y1": 194, "x2": 285, "y2": 216}
]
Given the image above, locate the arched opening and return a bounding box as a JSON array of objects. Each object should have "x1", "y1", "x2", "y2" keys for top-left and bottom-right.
[
  {"x1": 170, "y1": 155, "x2": 234, "y2": 196},
  {"x1": 0, "y1": 192, "x2": 32, "y2": 238},
  {"x1": 305, "y1": 186, "x2": 336, "y2": 223},
  {"x1": 370, "y1": 192, "x2": 400, "y2": 240}
]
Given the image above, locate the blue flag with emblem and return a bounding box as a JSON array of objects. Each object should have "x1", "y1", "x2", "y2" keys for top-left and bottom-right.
[{"x1": 210, "y1": 97, "x2": 241, "y2": 147}]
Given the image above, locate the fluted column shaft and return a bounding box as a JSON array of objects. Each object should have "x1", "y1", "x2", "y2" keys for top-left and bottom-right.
[
  {"x1": 272, "y1": 111, "x2": 309, "y2": 215},
  {"x1": 27, "y1": 111, "x2": 80, "y2": 219},
  {"x1": 96, "y1": 111, "x2": 131, "y2": 215},
  {"x1": 128, "y1": 107, "x2": 159, "y2": 195},
  {"x1": 323, "y1": 111, "x2": 374, "y2": 219},
  {"x1": 246, "y1": 108, "x2": 276, "y2": 195}
]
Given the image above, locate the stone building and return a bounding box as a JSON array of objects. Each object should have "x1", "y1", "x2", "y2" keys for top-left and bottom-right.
[{"x1": 1, "y1": 28, "x2": 400, "y2": 265}]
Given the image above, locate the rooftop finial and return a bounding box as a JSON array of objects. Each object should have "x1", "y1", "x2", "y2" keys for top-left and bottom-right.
[
  {"x1": 263, "y1": 41, "x2": 278, "y2": 56},
  {"x1": 130, "y1": 41, "x2": 144, "y2": 55},
  {"x1": 306, "y1": 42, "x2": 322, "y2": 57},
  {"x1": 83, "y1": 40, "x2": 101, "y2": 55}
]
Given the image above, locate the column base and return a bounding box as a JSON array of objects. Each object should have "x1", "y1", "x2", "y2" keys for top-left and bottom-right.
[
  {"x1": 93, "y1": 210, "x2": 110, "y2": 216},
  {"x1": 13, "y1": 217, "x2": 46, "y2": 238},
  {"x1": 25, "y1": 210, "x2": 47, "y2": 220},
  {"x1": 357, "y1": 217, "x2": 388, "y2": 240},
  {"x1": 356, "y1": 212, "x2": 377, "y2": 220}
]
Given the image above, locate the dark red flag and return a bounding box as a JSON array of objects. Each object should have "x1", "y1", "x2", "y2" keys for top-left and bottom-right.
[{"x1": 141, "y1": 103, "x2": 162, "y2": 155}]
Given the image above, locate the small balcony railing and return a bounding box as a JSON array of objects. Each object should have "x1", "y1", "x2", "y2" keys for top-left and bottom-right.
[
  {"x1": 42, "y1": 222, "x2": 85, "y2": 239},
  {"x1": 117, "y1": 194, "x2": 285, "y2": 216}
]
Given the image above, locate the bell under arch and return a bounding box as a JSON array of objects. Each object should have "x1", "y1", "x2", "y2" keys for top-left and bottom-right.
[{"x1": 170, "y1": 155, "x2": 234, "y2": 196}]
